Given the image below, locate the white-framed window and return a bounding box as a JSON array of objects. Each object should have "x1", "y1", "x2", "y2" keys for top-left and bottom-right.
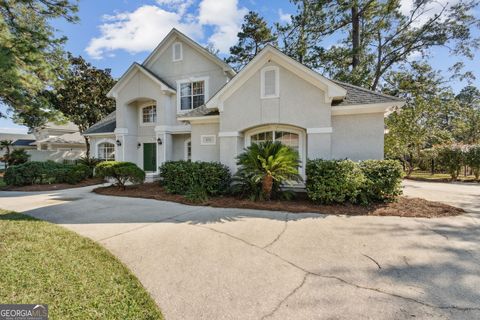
[
  {"x1": 98, "y1": 142, "x2": 115, "y2": 161},
  {"x1": 245, "y1": 125, "x2": 305, "y2": 176},
  {"x1": 177, "y1": 77, "x2": 209, "y2": 113},
  {"x1": 261, "y1": 66, "x2": 279, "y2": 99},
  {"x1": 184, "y1": 138, "x2": 191, "y2": 161},
  {"x1": 142, "y1": 105, "x2": 157, "y2": 124},
  {"x1": 200, "y1": 135, "x2": 216, "y2": 145},
  {"x1": 172, "y1": 42, "x2": 183, "y2": 62}
]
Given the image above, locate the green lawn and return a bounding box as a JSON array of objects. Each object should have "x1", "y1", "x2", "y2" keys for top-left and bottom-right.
[
  {"x1": 0, "y1": 209, "x2": 163, "y2": 320},
  {"x1": 407, "y1": 171, "x2": 478, "y2": 182}
]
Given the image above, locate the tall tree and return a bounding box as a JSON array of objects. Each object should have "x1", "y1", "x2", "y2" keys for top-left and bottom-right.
[
  {"x1": 278, "y1": 0, "x2": 480, "y2": 90},
  {"x1": 454, "y1": 86, "x2": 480, "y2": 144},
  {"x1": 226, "y1": 11, "x2": 277, "y2": 71},
  {"x1": 50, "y1": 54, "x2": 116, "y2": 157},
  {"x1": 0, "y1": 0, "x2": 78, "y2": 124}
]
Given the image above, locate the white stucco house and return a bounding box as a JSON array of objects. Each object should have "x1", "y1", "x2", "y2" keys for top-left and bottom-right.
[{"x1": 83, "y1": 28, "x2": 404, "y2": 179}]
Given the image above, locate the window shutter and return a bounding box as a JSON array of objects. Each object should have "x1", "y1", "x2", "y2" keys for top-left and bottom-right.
[
  {"x1": 264, "y1": 69, "x2": 276, "y2": 96},
  {"x1": 173, "y1": 43, "x2": 182, "y2": 61}
]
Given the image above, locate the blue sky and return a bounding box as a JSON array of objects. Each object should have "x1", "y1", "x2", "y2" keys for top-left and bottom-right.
[{"x1": 1, "y1": 0, "x2": 478, "y2": 133}]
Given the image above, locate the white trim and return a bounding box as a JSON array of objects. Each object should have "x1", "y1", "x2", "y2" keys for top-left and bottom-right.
[
  {"x1": 177, "y1": 115, "x2": 219, "y2": 124},
  {"x1": 261, "y1": 66, "x2": 280, "y2": 99},
  {"x1": 306, "y1": 127, "x2": 333, "y2": 134},
  {"x1": 218, "y1": 131, "x2": 243, "y2": 137},
  {"x1": 83, "y1": 132, "x2": 115, "y2": 137},
  {"x1": 176, "y1": 76, "x2": 209, "y2": 114},
  {"x1": 200, "y1": 135, "x2": 216, "y2": 145},
  {"x1": 154, "y1": 124, "x2": 191, "y2": 133},
  {"x1": 114, "y1": 128, "x2": 128, "y2": 134},
  {"x1": 244, "y1": 124, "x2": 306, "y2": 178},
  {"x1": 331, "y1": 102, "x2": 404, "y2": 116},
  {"x1": 184, "y1": 138, "x2": 191, "y2": 161},
  {"x1": 172, "y1": 42, "x2": 183, "y2": 62}
]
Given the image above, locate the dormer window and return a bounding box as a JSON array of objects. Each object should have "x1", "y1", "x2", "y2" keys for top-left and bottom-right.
[
  {"x1": 142, "y1": 105, "x2": 156, "y2": 123},
  {"x1": 173, "y1": 42, "x2": 183, "y2": 62},
  {"x1": 261, "y1": 66, "x2": 279, "y2": 98}
]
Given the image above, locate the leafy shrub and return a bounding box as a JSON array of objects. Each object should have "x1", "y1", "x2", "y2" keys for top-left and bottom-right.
[
  {"x1": 77, "y1": 156, "x2": 102, "y2": 177},
  {"x1": 465, "y1": 145, "x2": 480, "y2": 180},
  {"x1": 234, "y1": 141, "x2": 302, "y2": 201},
  {"x1": 95, "y1": 161, "x2": 145, "y2": 189},
  {"x1": 185, "y1": 184, "x2": 209, "y2": 203},
  {"x1": 3, "y1": 161, "x2": 91, "y2": 186},
  {"x1": 306, "y1": 159, "x2": 365, "y2": 204},
  {"x1": 359, "y1": 160, "x2": 403, "y2": 202},
  {"x1": 7, "y1": 149, "x2": 30, "y2": 166},
  {"x1": 159, "y1": 161, "x2": 231, "y2": 199},
  {"x1": 435, "y1": 144, "x2": 466, "y2": 180}
]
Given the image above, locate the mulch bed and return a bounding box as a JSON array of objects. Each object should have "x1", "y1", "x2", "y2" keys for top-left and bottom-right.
[
  {"x1": 1, "y1": 178, "x2": 105, "y2": 192},
  {"x1": 93, "y1": 183, "x2": 464, "y2": 218}
]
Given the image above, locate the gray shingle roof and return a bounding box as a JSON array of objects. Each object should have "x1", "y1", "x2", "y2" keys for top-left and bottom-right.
[
  {"x1": 83, "y1": 112, "x2": 116, "y2": 135},
  {"x1": 12, "y1": 139, "x2": 36, "y2": 146},
  {"x1": 331, "y1": 80, "x2": 403, "y2": 106},
  {"x1": 178, "y1": 105, "x2": 219, "y2": 118},
  {"x1": 136, "y1": 64, "x2": 176, "y2": 91}
]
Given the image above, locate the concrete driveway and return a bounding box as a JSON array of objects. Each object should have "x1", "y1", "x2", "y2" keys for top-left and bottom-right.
[{"x1": 1, "y1": 181, "x2": 480, "y2": 320}]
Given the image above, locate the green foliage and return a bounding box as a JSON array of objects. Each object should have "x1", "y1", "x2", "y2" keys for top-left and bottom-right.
[
  {"x1": 465, "y1": 145, "x2": 480, "y2": 180},
  {"x1": 226, "y1": 11, "x2": 277, "y2": 71},
  {"x1": 159, "y1": 161, "x2": 231, "y2": 200},
  {"x1": 95, "y1": 161, "x2": 145, "y2": 189},
  {"x1": 435, "y1": 144, "x2": 466, "y2": 180},
  {"x1": 6, "y1": 149, "x2": 30, "y2": 166},
  {"x1": 234, "y1": 141, "x2": 302, "y2": 201},
  {"x1": 3, "y1": 161, "x2": 90, "y2": 186},
  {"x1": 359, "y1": 160, "x2": 404, "y2": 203},
  {"x1": 78, "y1": 156, "x2": 102, "y2": 177},
  {"x1": 306, "y1": 159, "x2": 366, "y2": 204}
]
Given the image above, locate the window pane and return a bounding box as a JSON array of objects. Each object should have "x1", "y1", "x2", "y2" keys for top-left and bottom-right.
[
  {"x1": 180, "y1": 83, "x2": 191, "y2": 97},
  {"x1": 264, "y1": 70, "x2": 276, "y2": 96},
  {"x1": 192, "y1": 81, "x2": 204, "y2": 95},
  {"x1": 98, "y1": 143, "x2": 115, "y2": 161},
  {"x1": 275, "y1": 131, "x2": 299, "y2": 152},
  {"x1": 142, "y1": 105, "x2": 156, "y2": 123},
  {"x1": 181, "y1": 97, "x2": 192, "y2": 110},
  {"x1": 192, "y1": 95, "x2": 204, "y2": 108}
]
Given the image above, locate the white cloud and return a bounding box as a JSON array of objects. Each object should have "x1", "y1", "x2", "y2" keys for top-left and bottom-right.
[
  {"x1": 400, "y1": 0, "x2": 460, "y2": 27},
  {"x1": 278, "y1": 9, "x2": 291, "y2": 24},
  {"x1": 86, "y1": 0, "x2": 247, "y2": 58}
]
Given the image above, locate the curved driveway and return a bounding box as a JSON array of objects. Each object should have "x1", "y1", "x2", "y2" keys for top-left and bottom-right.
[{"x1": 1, "y1": 181, "x2": 480, "y2": 320}]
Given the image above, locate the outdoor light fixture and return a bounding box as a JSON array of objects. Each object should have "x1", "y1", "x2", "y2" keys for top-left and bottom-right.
[
  {"x1": 157, "y1": 137, "x2": 163, "y2": 145},
  {"x1": 116, "y1": 140, "x2": 122, "y2": 147},
  {"x1": 137, "y1": 143, "x2": 141, "y2": 149}
]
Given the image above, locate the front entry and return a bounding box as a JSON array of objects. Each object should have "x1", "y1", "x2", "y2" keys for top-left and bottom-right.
[{"x1": 143, "y1": 143, "x2": 157, "y2": 172}]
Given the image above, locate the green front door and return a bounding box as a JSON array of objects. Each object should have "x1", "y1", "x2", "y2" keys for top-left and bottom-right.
[{"x1": 143, "y1": 143, "x2": 157, "y2": 172}]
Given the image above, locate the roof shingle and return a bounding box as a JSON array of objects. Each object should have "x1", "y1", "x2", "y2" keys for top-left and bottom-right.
[{"x1": 83, "y1": 112, "x2": 116, "y2": 135}]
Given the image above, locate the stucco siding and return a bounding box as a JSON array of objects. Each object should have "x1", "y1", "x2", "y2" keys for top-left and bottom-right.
[
  {"x1": 220, "y1": 61, "x2": 331, "y2": 133},
  {"x1": 171, "y1": 134, "x2": 190, "y2": 161},
  {"x1": 190, "y1": 123, "x2": 220, "y2": 162},
  {"x1": 331, "y1": 113, "x2": 384, "y2": 160}
]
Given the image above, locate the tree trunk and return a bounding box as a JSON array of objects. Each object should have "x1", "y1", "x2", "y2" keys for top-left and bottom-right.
[
  {"x1": 351, "y1": 1, "x2": 360, "y2": 70},
  {"x1": 262, "y1": 174, "x2": 274, "y2": 200},
  {"x1": 84, "y1": 136, "x2": 90, "y2": 159}
]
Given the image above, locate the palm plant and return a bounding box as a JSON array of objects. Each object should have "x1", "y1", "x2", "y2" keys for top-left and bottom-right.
[
  {"x1": 235, "y1": 141, "x2": 302, "y2": 200},
  {"x1": 0, "y1": 140, "x2": 13, "y2": 169}
]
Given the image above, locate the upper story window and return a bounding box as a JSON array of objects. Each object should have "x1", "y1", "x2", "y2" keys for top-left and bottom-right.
[
  {"x1": 173, "y1": 42, "x2": 183, "y2": 62},
  {"x1": 179, "y1": 80, "x2": 205, "y2": 111},
  {"x1": 261, "y1": 66, "x2": 279, "y2": 98},
  {"x1": 142, "y1": 105, "x2": 156, "y2": 123}
]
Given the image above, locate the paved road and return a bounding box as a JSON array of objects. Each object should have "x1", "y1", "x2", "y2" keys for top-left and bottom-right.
[{"x1": 1, "y1": 181, "x2": 479, "y2": 320}]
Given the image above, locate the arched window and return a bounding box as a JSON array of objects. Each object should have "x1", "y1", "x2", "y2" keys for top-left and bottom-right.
[{"x1": 98, "y1": 142, "x2": 115, "y2": 161}]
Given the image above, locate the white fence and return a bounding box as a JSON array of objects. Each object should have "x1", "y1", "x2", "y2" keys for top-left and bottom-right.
[{"x1": 27, "y1": 149, "x2": 86, "y2": 163}]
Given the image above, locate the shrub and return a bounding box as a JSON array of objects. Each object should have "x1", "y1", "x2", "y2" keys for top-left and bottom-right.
[
  {"x1": 3, "y1": 161, "x2": 91, "y2": 186},
  {"x1": 306, "y1": 159, "x2": 365, "y2": 204},
  {"x1": 359, "y1": 160, "x2": 403, "y2": 202},
  {"x1": 77, "y1": 156, "x2": 102, "y2": 177},
  {"x1": 7, "y1": 149, "x2": 30, "y2": 166},
  {"x1": 95, "y1": 161, "x2": 145, "y2": 189},
  {"x1": 465, "y1": 145, "x2": 480, "y2": 180},
  {"x1": 435, "y1": 144, "x2": 466, "y2": 180},
  {"x1": 159, "y1": 161, "x2": 231, "y2": 199},
  {"x1": 234, "y1": 141, "x2": 302, "y2": 201}
]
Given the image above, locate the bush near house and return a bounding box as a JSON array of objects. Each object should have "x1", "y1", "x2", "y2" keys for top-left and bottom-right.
[
  {"x1": 159, "y1": 161, "x2": 231, "y2": 201},
  {"x1": 4, "y1": 161, "x2": 91, "y2": 186},
  {"x1": 306, "y1": 159, "x2": 403, "y2": 205},
  {"x1": 95, "y1": 161, "x2": 145, "y2": 189}
]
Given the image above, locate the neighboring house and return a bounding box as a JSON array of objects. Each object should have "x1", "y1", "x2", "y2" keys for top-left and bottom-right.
[{"x1": 84, "y1": 28, "x2": 404, "y2": 179}]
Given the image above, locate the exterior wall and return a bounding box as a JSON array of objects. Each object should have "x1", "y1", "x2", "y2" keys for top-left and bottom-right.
[
  {"x1": 190, "y1": 123, "x2": 220, "y2": 162},
  {"x1": 331, "y1": 113, "x2": 385, "y2": 160},
  {"x1": 89, "y1": 135, "x2": 116, "y2": 159},
  {"x1": 171, "y1": 134, "x2": 190, "y2": 161},
  {"x1": 27, "y1": 149, "x2": 86, "y2": 162},
  {"x1": 220, "y1": 61, "x2": 331, "y2": 133}
]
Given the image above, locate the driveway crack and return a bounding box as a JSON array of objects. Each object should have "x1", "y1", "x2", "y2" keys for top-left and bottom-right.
[
  {"x1": 262, "y1": 213, "x2": 289, "y2": 249},
  {"x1": 362, "y1": 254, "x2": 382, "y2": 269}
]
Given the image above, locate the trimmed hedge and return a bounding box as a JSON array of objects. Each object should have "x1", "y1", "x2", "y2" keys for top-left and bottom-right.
[
  {"x1": 95, "y1": 161, "x2": 145, "y2": 189},
  {"x1": 4, "y1": 161, "x2": 92, "y2": 186},
  {"x1": 306, "y1": 159, "x2": 403, "y2": 204},
  {"x1": 159, "y1": 161, "x2": 231, "y2": 198}
]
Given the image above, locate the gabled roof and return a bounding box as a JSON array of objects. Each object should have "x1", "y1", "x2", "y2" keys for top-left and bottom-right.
[
  {"x1": 142, "y1": 28, "x2": 236, "y2": 77},
  {"x1": 35, "y1": 132, "x2": 84, "y2": 145},
  {"x1": 331, "y1": 80, "x2": 404, "y2": 106},
  {"x1": 107, "y1": 63, "x2": 175, "y2": 98},
  {"x1": 206, "y1": 45, "x2": 348, "y2": 110},
  {"x1": 177, "y1": 105, "x2": 219, "y2": 120},
  {"x1": 83, "y1": 111, "x2": 116, "y2": 135}
]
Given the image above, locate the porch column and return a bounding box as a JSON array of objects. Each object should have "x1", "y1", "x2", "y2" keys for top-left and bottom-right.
[
  {"x1": 306, "y1": 127, "x2": 332, "y2": 160},
  {"x1": 219, "y1": 132, "x2": 244, "y2": 174},
  {"x1": 155, "y1": 128, "x2": 172, "y2": 170}
]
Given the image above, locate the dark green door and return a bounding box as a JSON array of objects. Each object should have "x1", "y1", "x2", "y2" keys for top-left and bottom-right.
[{"x1": 143, "y1": 143, "x2": 157, "y2": 172}]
